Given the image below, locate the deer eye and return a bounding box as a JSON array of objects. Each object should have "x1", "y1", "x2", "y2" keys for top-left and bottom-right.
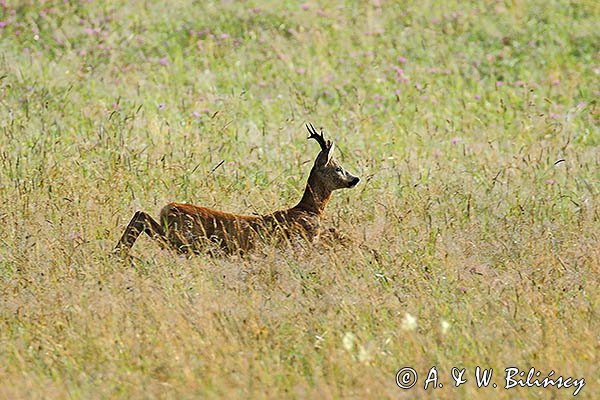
[{"x1": 335, "y1": 167, "x2": 343, "y2": 172}]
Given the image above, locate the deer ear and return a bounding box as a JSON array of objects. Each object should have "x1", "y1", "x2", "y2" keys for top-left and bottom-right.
[
  {"x1": 315, "y1": 143, "x2": 335, "y2": 167},
  {"x1": 326, "y1": 143, "x2": 335, "y2": 164}
]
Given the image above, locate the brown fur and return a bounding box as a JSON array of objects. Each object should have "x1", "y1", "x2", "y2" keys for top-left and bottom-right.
[{"x1": 114, "y1": 124, "x2": 359, "y2": 256}]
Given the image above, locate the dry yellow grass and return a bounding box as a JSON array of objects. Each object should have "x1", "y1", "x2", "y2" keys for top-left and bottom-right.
[{"x1": 0, "y1": 0, "x2": 598, "y2": 398}]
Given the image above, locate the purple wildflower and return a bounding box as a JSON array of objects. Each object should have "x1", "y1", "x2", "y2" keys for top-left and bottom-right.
[
  {"x1": 393, "y1": 66, "x2": 409, "y2": 82},
  {"x1": 84, "y1": 27, "x2": 101, "y2": 35},
  {"x1": 69, "y1": 232, "x2": 82, "y2": 241}
]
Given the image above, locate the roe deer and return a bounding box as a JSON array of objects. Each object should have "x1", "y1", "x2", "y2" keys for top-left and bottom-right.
[{"x1": 113, "y1": 123, "x2": 360, "y2": 256}]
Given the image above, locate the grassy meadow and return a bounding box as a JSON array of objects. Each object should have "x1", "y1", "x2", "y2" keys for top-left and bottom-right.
[{"x1": 0, "y1": 0, "x2": 598, "y2": 398}]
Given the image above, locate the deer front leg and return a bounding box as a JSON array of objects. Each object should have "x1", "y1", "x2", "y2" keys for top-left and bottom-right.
[{"x1": 113, "y1": 211, "x2": 169, "y2": 255}]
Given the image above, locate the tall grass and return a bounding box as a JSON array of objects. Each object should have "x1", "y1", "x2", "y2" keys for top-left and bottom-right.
[{"x1": 0, "y1": 0, "x2": 598, "y2": 398}]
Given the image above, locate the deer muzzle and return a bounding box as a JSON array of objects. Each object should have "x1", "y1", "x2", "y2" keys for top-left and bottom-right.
[{"x1": 348, "y1": 176, "x2": 360, "y2": 188}]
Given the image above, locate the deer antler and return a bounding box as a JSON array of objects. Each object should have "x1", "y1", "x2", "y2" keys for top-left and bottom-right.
[{"x1": 306, "y1": 122, "x2": 331, "y2": 152}]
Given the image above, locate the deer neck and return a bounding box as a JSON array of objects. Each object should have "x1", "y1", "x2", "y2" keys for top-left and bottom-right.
[{"x1": 295, "y1": 171, "x2": 332, "y2": 216}]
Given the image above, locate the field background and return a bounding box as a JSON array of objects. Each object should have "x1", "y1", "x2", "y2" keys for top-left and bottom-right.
[{"x1": 0, "y1": 0, "x2": 598, "y2": 398}]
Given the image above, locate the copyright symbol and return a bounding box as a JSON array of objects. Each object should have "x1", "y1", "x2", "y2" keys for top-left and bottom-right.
[{"x1": 395, "y1": 367, "x2": 418, "y2": 389}]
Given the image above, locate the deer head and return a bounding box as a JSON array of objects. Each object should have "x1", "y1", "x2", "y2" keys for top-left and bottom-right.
[{"x1": 306, "y1": 123, "x2": 360, "y2": 191}]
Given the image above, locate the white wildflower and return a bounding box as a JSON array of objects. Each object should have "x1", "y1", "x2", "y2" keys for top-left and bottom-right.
[
  {"x1": 342, "y1": 332, "x2": 356, "y2": 351},
  {"x1": 358, "y1": 343, "x2": 374, "y2": 363},
  {"x1": 440, "y1": 319, "x2": 451, "y2": 334},
  {"x1": 401, "y1": 313, "x2": 418, "y2": 331}
]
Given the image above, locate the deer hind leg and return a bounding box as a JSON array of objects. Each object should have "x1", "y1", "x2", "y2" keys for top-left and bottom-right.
[{"x1": 113, "y1": 211, "x2": 168, "y2": 255}]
